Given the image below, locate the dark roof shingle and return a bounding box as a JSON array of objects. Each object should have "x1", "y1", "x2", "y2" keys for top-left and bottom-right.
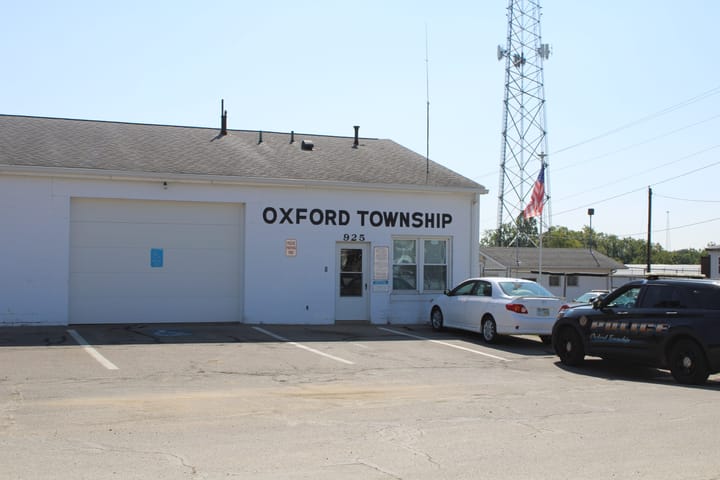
[
  {"x1": 480, "y1": 247, "x2": 626, "y2": 274},
  {"x1": 0, "y1": 115, "x2": 486, "y2": 191}
]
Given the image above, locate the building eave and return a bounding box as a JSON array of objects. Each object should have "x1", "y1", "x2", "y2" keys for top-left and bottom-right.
[{"x1": 0, "y1": 164, "x2": 489, "y2": 195}]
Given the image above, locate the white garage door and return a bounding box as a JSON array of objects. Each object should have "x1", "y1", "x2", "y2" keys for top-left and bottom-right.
[{"x1": 70, "y1": 198, "x2": 243, "y2": 324}]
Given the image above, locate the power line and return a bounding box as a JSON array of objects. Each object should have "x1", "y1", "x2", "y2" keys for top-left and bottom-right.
[
  {"x1": 620, "y1": 216, "x2": 720, "y2": 240},
  {"x1": 472, "y1": 112, "x2": 720, "y2": 184},
  {"x1": 655, "y1": 194, "x2": 720, "y2": 204},
  {"x1": 553, "y1": 153, "x2": 720, "y2": 217},
  {"x1": 554, "y1": 143, "x2": 720, "y2": 204},
  {"x1": 552, "y1": 113, "x2": 720, "y2": 174},
  {"x1": 473, "y1": 87, "x2": 720, "y2": 186},
  {"x1": 552, "y1": 84, "x2": 720, "y2": 156}
]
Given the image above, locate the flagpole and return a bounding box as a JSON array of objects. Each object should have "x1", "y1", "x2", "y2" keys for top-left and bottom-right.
[
  {"x1": 538, "y1": 153, "x2": 545, "y2": 285},
  {"x1": 539, "y1": 213, "x2": 543, "y2": 284},
  {"x1": 522, "y1": 161, "x2": 546, "y2": 284}
]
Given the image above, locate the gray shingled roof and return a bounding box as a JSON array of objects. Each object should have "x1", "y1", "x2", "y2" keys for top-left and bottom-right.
[
  {"x1": 480, "y1": 247, "x2": 626, "y2": 274},
  {"x1": 0, "y1": 114, "x2": 486, "y2": 191}
]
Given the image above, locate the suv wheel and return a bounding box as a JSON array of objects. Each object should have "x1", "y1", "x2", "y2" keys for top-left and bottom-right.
[
  {"x1": 555, "y1": 327, "x2": 585, "y2": 366},
  {"x1": 669, "y1": 339, "x2": 709, "y2": 385}
]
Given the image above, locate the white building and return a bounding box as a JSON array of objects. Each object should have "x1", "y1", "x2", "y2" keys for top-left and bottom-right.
[
  {"x1": 701, "y1": 246, "x2": 720, "y2": 280},
  {"x1": 479, "y1": 247, "x2": 625, "y2": 301},
  {"x1": 0, "y1": 114, "x2": 487, "y2": 326},
  {"x1": 613, "y1": 264, "x2": 704, "y2": 283}
]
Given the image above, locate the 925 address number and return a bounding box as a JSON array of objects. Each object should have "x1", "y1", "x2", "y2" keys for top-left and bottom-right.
[{"x1": 343, "y1": 234, "x2": 366, "y2": 241}]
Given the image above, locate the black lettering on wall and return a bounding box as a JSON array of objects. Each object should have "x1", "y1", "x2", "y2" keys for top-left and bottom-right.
[{"x1": 263, "y1": 207, "x2": 452, "y2": 229}]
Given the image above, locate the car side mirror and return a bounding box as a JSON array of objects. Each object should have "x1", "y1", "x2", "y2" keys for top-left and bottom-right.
[
  {"x1": 592, "y1": 298, "x2": 603, "y2": 309},
  {"x1": 443, "y1": 289, "x2": 450, "y2": 296}
]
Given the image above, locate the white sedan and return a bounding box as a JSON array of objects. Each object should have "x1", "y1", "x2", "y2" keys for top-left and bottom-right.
[{"x1": 430, "y1": 277, "x2": 566, "y2": 343}]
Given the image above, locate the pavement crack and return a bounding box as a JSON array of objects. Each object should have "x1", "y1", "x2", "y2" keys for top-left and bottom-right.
[
  {"x1": 334, "y1": 461, "x2": 403, "y2": 479},
  {"x1": 81, "y1": 442, "x2": 199, "y2": 476}
]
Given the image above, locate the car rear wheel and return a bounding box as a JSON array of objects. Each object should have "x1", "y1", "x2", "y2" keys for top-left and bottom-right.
[
  {"x1": 669, "y1": 339, "x2": 709, "y2": 385},
  {"x1": 430, "y1": 308, "x2": 444, "y2": 331},
  {"x1": 555, "y1": 327, "x2": 585, "y2": 366},
  {"x1": 481, "y1": 316, "x2": 498, "y2": 344}
]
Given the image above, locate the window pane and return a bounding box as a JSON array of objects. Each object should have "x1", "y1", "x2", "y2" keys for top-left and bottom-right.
[
  {"x1": 340, "y1": 273, "x2": 363, "y2": 297},
  {"x1": 340, "y1": 248, "x2": 362, "y2": 273},
  {"x1": 476, "y1": 281, "x2": 491, "y2": 296},
  {"x1": 423, "y1": 240, "x2": 447, "y2": 291},
  {"x1": 423, "y1": 240, "x2": 446, "y2": 264},
  {"x1": 452, "y1": 281, "x2": 476, "y2": 296},
  {"x1": 607, "y1": 287, "x2": 641, "y2": 308},
  {"x1": 340, "y1": 248, "x2": 363, "y2": 297},
  {"x1": 393, "y1": 265, "x2": 417, "y2": 290},
  {"x1": 686, "y1": 287, "x2": 720, "y2": 309},
  {"x1": 499, "y1": 281, "x2": 553, "y2": 297},
  {"x1": 424, "y1": 265, "x2": 447, "y2": 290},
  {"x1": 393, "y1": 240, "x2": 416, "y2": 264}
]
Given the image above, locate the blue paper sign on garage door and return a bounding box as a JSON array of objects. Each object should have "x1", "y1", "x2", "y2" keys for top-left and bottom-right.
[{"x1": 150, "y1": 248, "x2": 164, "y2": 268}]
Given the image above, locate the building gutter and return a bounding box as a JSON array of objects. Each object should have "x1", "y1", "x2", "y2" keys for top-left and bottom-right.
[{"x1": 0, "y1": 164, "x2": 488, "y2": 196}]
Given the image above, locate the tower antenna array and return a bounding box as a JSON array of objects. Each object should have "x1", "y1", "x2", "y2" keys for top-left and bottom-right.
[{"x1": 496, "y1": 0, "x2": 552, "y2": 245}]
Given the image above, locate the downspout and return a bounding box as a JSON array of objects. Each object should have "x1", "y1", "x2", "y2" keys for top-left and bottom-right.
[{"x1": 470, "y1": 192, "x2": 480, "y2": 278}]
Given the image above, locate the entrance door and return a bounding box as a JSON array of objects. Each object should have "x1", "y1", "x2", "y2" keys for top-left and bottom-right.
[{"x1": 335, "y1": 243, "x2": 370, "y2": 321}]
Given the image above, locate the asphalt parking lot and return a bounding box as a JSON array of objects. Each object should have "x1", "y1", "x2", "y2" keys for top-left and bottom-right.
[{"x1": 1, "y1": 323, "x2": 719, "y2": 480}]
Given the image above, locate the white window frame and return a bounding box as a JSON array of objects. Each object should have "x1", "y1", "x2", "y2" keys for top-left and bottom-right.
[{"x1": 391, "y1": 236, "x2": 451, "y2": 293}]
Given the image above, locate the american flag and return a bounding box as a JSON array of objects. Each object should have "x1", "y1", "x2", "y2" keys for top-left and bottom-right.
[{"x1": 523, "y1": 164, "x2": 545, "y2": 219}]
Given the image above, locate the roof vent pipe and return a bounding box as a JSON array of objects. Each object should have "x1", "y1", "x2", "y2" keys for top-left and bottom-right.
[
  {"x1": 290, "y1": 130, "x2": 295, "y2": 144},
  {"x1": 301, "y1": 140, "x2": 314, "y2": 151},
  {"x1": 258, "y1": 130, "x2": 263, "y2": 144},
  {"x1": 220, "y1": 99, "x2": 227, "y2": 136},
  {"x1": 353, "y1": 125, "x2": 360, "y2": 148}
]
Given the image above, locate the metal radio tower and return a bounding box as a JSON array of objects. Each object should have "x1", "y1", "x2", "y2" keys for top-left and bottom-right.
[{"x1": 496, "y1": 0, "x2": 551, "y2": 244}]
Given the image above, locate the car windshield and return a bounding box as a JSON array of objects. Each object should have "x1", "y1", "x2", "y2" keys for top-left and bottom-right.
[
  {"x1": 574, "y1": 292, "x2": 605, "y2": 303},
  {"x1": 498, "y1": 281, "x2": 554, "y2": 298}
]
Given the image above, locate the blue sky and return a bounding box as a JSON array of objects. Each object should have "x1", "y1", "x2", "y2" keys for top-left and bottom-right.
[{"x1": 3, "y1": 1, "x2": 720, "y2": 251}]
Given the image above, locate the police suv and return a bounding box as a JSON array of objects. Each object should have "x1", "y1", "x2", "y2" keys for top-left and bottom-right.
[{"x1": 552, "y1": 278, "x2": 720, "y2": 385}]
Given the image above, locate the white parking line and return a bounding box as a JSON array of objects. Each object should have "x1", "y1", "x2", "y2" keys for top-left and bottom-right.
[
  {"x1": 252, "y1": 327, "x2": 355, "y2": 365},
  {"x1": 378, "y1": 327, "x2": 511, "y2": 362},
  {"x1": 67, "y1": 329, "x2": 119, "y2": 370}
]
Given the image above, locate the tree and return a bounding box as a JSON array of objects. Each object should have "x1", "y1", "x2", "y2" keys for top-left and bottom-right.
[
  {"x1": 543, "y1": 226, "x2": 583, "y2": 248},
  {"x1": 479, "y1": 225, "x2": 705, "y2": 265},
  {"x1": 481, "y1": 217, "x2": 539, "y2": 247}
]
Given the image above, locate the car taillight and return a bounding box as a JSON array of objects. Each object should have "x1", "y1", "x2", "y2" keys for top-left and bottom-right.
[
  {"x1": 505, "y1": 303, "x2": 528, "y2": 314},
  {"x1": 559, "y1": 304, "x2": 570, "y2": 312}
]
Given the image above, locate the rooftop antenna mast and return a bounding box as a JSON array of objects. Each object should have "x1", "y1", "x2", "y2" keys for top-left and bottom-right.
[
  {"x1": 425, "y1": 24, "x2": 430, "y2": 183},
  {"x1": 496, "y1": 0, "x2": 552, "y2": 245}
]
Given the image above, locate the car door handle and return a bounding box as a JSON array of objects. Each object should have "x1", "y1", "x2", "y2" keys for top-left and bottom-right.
[
  {"x1": 616, "y1": 311, "x2": 629, "y2": 315},
  {"x1": 666, "y1": 311, "x2": 678, "y2": 315}
]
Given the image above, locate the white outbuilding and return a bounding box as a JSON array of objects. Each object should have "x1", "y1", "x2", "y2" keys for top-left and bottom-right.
[{"x1": 0, "y1": 114, "x2": 487, "y2": 326}]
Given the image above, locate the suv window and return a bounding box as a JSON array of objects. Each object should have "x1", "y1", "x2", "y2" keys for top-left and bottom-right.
[
  {"x1": 607, "y1": 286, "x2": 642, "y2": 309},
  {"x1": 684, "y1": 285, "x2": 720, "y2": 310},
  {"x1": 637, "y1": 285, "x2": 686, "y2": 309}
]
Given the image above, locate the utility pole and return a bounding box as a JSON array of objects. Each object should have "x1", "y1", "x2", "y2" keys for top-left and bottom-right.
[
  {"x1": 647, "y1": 187, "x2": 652, "y2": 274},
  {"x1": 587, "y1": 208, "x2": 595, "y2": 251}
]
